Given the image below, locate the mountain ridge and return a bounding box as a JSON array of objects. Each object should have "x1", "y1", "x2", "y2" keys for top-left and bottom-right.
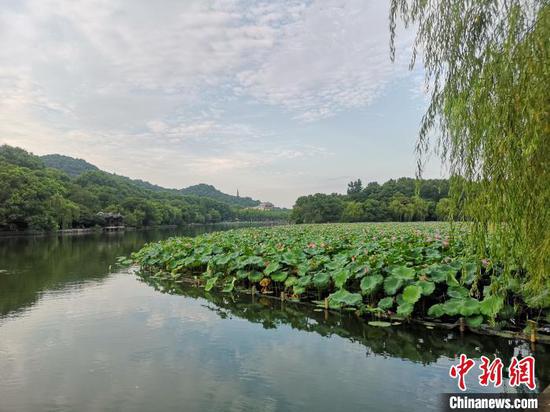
[
  {"x1": 1, "y1": 145, "x2": 289, "y2": 231},
  {"x1": 40, "y1": 152, "x2": 269, "y2": 208},
  {"x1": 41, "y1": 154, "x2": 99, "y2": 177},
  {"x1": 180, "y1": 184, "x2": 260, "y2": 208}
]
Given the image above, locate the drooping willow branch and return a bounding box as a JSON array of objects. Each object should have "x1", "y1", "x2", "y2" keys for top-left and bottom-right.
[{"x1": 389, "y1": 0, "x2": 549, "y2": 305}]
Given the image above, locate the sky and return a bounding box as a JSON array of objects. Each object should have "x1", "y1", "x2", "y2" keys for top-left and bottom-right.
[{"x1": 0, "y1": 0, "x2": 445, "y2": 207}]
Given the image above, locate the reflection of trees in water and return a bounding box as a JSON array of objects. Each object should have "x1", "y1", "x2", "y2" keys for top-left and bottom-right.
[
  {"x1": 139, "y1": 274, "x2": 550, "y2": 390},
  {"x1": 0, "y1": 233, "x2": 131, "y2": 316},
  {"x1": 0, "y1": 224, "x2": 264, "y2": 317}
]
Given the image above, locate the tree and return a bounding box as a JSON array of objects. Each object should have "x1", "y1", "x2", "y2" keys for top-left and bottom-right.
[
  {"x1": 435, "y1": 198, "x2": 452, "y2": 221},
  {"x1": 363, "y1": 199, "x2": 389, "y2": 222},
  {"x1": 390, "y1": 0, "x2": 549, "y2": 299},
  {"x1": 411, "y1": 196, "x2": 429, "y2": 221},
  {"x1": 388, "y1": 193, "x2": 414, "y2": 221},
  {"x1": 292, "y1": 194, "x2": 344, "y2": 223},
  {"x1": 0, "y1": 145, "x2": 285, "y2": 231},
  {"x1": 342, "y1": 201, "x2": 364, "y2": 222},
  {"x1": 50, "y1": 194, "x2": 80, "y2": 229},
  {"x1": 0, "y1": 145, "x2": 44, "y2": 170},
  {"x1": 347, "y1": 179, "x2": 363, "y2": 195},
  {"x1": 0, "y1": 161, "x2": 69, "y2": 231}
]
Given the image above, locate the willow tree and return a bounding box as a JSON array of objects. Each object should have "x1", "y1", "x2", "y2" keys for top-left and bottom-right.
[{"x1": 390, "y1": 0, "x2": 549, "y2": 305}]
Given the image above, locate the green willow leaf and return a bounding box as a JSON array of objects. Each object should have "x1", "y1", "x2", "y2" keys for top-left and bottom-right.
[{"x1": 390, "y1": 0, "x2": 548, "y2": 296}]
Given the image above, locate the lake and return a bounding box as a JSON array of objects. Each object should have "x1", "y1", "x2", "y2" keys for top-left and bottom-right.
[{"x1": 0, "y1": 227, "x2": 548, "y2": 411}]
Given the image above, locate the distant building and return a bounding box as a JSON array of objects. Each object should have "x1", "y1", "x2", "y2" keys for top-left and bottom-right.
[
  {"x1": 254, "y1": 202, "x2": 274, "y2": 211},
  {"x1": 97, "y1": 212, "x2": 124, "y2": 227}
]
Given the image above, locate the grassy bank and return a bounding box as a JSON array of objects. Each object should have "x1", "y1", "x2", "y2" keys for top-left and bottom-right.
[{"x1": 130, "y1": 222, "x2": 549, "y2": 340}]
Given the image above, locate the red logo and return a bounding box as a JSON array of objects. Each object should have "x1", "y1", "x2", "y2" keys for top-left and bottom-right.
[
  {"x1": 478, "y1": 356, "x2": 503, "y2": 387},
  {"x1": 449, "y1": 354, "x2": 475, "y2": 391},
  {"x1": 450, "y1": 355, "x2": 536, "y2": 391},
  {"x1": 509, "y1": 356, "x2": 536, "y2": 390}
]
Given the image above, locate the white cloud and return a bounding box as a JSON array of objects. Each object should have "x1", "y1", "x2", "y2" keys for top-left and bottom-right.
[
  {"x1": 0, "y1": 0, "x2": 421, "y2": 206},
  {"x1": 236, "y1": 0, "x2": 414, "y2": 120},
  {"x1": 0, "y1": 0, "x2": 413, "y2": 124}
]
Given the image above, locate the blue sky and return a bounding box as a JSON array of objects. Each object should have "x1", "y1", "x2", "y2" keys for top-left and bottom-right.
[{"x1": 0, "y1": 0, "x2": 445, "y2": 207}]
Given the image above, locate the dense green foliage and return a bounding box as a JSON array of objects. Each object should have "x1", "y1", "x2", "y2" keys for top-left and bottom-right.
[
  {"x1": 0, "y1": 149, "x2": 78, "y2": 231},
  {"x1": 390, "y1": 1, "x2": 549, "y2": 295},
  {"x1": 41, "y1": 154, "x2": 99, "y2": 177},
  {"x1": 132, "y1": 223, "x2": 549, "y2": 332},
  {"x1": 292, "y1": 178, "x2": 450, "y2": 223},
  {"x1": 0, "y1": 145, "x2": 288, "y2": 231},
  {"x1": 180, "y1": 183, "x2": 260, "y2": 208}
]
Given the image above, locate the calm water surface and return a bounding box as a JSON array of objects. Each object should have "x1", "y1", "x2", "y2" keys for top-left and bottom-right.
[{"x1": 0, "y1": 227, "x2": 548, "y2": 412}]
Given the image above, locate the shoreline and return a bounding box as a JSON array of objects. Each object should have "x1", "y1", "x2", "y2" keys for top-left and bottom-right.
[{"x1": 0, "y1": 221, "x2": 287, "y2": 238}]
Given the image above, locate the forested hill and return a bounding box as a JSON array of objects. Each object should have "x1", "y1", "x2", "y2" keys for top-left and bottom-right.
[
  {"x1": 180, "y1": 184, "x2": 260, "y2": 208},
  {"x1": 41, "y1": 154, "x2": 263, "y2": 204},
  {"x1": 41, "y1": 154, "x2": 99, "y2": 177},
  {"x1": 41, "y1": 153, "x2": 169, "y2": 192},
  {"x1": 0, "y1": 145, "x2": 287, "y2": 232}
]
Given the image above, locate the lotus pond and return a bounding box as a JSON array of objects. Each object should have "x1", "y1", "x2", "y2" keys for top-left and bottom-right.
[
  {"x1": 132, "y1": 223, "x2": 549, "y2": 339},
  {"x1": 1, "y1": 224, "x2": 548, "y2": 411}
]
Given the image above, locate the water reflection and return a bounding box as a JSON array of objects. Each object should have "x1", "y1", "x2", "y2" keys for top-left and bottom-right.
[
  {"x1": 1, "y1": 227, "x2": 548, "y2": 412},
  {"x1": 139, "y1": 274, "x2": 550, "y2": 390},
  {"x1": 0, "y1": 224, "x2": 263, "y2": 317}
]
